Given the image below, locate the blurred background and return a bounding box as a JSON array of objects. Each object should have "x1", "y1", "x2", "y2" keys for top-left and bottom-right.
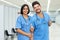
[{"x1": 0, "y1": 0, "x2": 60, "y2": 40}]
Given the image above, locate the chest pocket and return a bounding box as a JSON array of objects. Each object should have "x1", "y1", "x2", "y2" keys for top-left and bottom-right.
[{"x1": 35, "y1": 19, "x2": 48, "y2": 29}]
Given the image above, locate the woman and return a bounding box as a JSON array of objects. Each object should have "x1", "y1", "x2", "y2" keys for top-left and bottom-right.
[{"x1": 16, "y1": 4, "x2": 33, "y2": 40}]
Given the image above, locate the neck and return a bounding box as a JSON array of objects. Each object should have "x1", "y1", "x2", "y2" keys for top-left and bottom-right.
[
  {"x1": 37, "y1": 12, "x2": 42, "y2": 15},
  {"x1": 23, "y1": 14, "x2": 28, "y2": 19},
  {"x1": 37, "y1": 12, "x2": 44, "y2": 18}
]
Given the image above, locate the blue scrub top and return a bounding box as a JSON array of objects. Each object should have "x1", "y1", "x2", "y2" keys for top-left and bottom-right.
[
  {"x1": 16, "y1": 15, "x2": 32, "y2": 40},
  {"x1": 31, "y1": 12, "x2": 50, "y2": 40}
]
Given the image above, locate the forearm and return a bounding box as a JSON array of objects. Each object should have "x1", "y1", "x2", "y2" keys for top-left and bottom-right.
[
  {"x1": 30, "y1": 33, "x2": 33, "y2": 40},
  {"x1": 16, "y1": 28, "x2": 28, "y2": 36}
]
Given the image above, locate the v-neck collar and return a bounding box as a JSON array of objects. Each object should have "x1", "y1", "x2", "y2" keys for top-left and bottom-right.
[
  {"x1": 21, "y1": 15, "x2": 30, "y2": 23},
  {"x1": 35, "y1": 12, "x2": 45, "y2": 19}
]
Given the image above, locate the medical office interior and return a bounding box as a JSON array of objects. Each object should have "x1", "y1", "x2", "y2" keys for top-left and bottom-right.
[{"x1": 0, "y1": 0, "x2": 60, "y2": 40}]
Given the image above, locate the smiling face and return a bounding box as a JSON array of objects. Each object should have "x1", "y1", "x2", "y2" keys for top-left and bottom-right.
[
  {"x1": 23, "y1": 6, "x2": 29, "y2": 15},
  {"x1": 21, "y1": 4, "x2": 30, "y2": 15},
  {"x1": 33, "y1": 4, "x2": 41, "y2": 13}
]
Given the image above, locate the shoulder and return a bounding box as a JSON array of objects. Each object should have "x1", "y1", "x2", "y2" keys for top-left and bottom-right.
[
  {"x1": 28, "y1": 15, "x2": 32, "y2": 18},
  {"x1": 32, "y1": 14, "x2": 36, "y2": 19},
  {"x1": 16, "y1": 15, "x2": 23, "y2": 21},
  {"x1": 17, "y1": 15, "x2": 22, "y2": 19},
  {"x1": 43, "y1": 12, "x2": 50, "y2": 16},
  {"x1": 30, "y1": 14, "x2": 36, "y2": 22},
  {"x1": 43, "y1": 12, "x2": 51, "y2": 21}
]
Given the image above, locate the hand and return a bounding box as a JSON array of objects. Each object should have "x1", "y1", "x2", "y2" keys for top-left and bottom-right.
[
  {"x1": 30, "y1": 34, "x2": 33, "y2": 40},
  {"x1": 27, "y1": 33, "x2": 32, "y2": 38},
  {"x1": 30, "y1": 28, "x2": 34, "y2": 33}
]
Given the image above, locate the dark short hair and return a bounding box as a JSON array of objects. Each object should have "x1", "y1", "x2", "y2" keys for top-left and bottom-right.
[
  {"x1": 32, "y1": 1, "x2": 40, "y2": 7},
  {"x1": 20, "y1": 4, "x2": 30, "y2": 14}
]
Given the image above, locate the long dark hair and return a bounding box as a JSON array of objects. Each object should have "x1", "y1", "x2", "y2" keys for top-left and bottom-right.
[{"x1": 20, "y1": 4, "x2": 30, "y2": 14}]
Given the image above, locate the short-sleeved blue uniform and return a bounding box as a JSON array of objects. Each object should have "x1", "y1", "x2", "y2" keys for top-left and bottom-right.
[
  {"x1": 31, "y1": 12, "x2": 50, "y2": 40},
  {"x1": 16, "y1": 15, "x2": 32, "y2": 40}
]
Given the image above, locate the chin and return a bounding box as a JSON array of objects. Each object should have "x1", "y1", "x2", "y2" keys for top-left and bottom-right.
[
  {"x1": 37, "y1": 10, "x2": 41, "y2": 13},
  {"x1": 25, "y1": 14, "x2": 27, "y2": 15}
]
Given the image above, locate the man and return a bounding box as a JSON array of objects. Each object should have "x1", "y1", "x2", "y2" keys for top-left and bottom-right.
[{"x1": 31, "y1": 1, "x2": 52, "y2": 40}]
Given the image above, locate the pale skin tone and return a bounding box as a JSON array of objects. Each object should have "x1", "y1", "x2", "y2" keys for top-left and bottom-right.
[
  {"x1": 16, "y1": 6, "x2": 32, "y2": 39},
  {"x1": 30, "y1": 4, "x2": 52, "y2": 40}
]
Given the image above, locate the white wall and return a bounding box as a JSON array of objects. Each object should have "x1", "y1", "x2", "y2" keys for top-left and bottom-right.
[
  {"x1": 4, "y1": 5, "x2": 19, "y2": 33},
  {"x1": 0, "y1": 4, "x2": 19, "y2": 40},
  {"x1": 0, "y1": 5, "x2": 4, "y2": 40}
]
